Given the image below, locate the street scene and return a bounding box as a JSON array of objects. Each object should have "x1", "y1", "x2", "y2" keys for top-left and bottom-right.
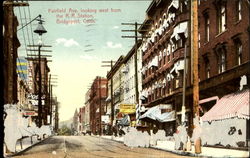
[
  {"x1": 1, "y1": 0, "x2": 250, "y2": 157},
  {"x1": 13, "y1": 136, "x2": 191, "y2": 158}
]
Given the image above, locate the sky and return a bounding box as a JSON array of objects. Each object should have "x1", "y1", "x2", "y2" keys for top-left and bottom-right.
[{"x1": 15, "y1": 1, "x2": 151, "y2": 122}]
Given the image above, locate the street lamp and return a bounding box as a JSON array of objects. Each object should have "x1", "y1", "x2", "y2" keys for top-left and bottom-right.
[{"x1": 34, "y1": 14, "x2": 47, "y2": 127}]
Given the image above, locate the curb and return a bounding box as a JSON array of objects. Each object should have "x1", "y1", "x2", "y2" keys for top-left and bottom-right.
[
  {"x1": 90, "y1": 135, "x2": 232, "y2": 157},
  {"x1": 100, "y1": 136, "x2": 202, "y2": 157},
  {"x1": 150, "y1": 146, "x2": 204, "y2": 158},
  {"x1": 5, "y1": 135, "x2": 52, "y2": 157}
]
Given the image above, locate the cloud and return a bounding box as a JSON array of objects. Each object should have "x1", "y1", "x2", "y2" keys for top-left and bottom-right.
[
  {"x1": 113, "y1": 26, "x2": 119, "y2": 29},
  {"x1": 106, "y1": 41, "x2": 122, "y2": 48},
  {"x1": 80, "y1": 54, "x2": 94, "y2": 60},
  {"x1": 56, "y1": 38, "x2": 79, "y2": 47}
]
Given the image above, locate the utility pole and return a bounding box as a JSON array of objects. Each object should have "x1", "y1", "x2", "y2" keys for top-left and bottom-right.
[
  {"x1": 48, "y1": 75, "x2": 57, "y2": 125},
  {"x1": 101, "y1": 60, "x2": 114, "y2": 126},
  {"x1": 191, "y1": 0, "x2": 201, "y2": 154},
  {"x1": 191, "y1": 0, "x2": 199, "y2": 121},
  {"x1": 27, "y1": 45, "x2": 51, "y2": 127},
  {"x1": 181, "y1": 44, "x2": 188, "y2": 124},
  {"x1": 121, "y1": 23, "x2": 150, "y2": 104},
  {"x1": 99, "y1": 76, "x2": 102, "y2": 135},
  {"x1": 121, "y1": 22, "x2": 140, "y2": 104}
]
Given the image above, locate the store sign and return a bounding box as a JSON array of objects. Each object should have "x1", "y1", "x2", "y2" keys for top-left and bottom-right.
[
  {"x1": 120, "y1": 104, "x2": 136, "y2": 114},
  {"x1": 22, "y1": 111, "x2": 38, "y2": 116},
  {"x1": 101, "y1": 115, "x2": 110, "y2": 124}
]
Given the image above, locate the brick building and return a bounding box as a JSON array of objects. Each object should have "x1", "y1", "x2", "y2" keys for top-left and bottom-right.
[
  {"x1": 89, "y1": 76, "x2": 108, "y2": 135},
  {"x1": 139, "y1": 0, "x2": 189, "y2": 135},
  {"x1": 26, "y1": 57, "x2": 51, "y2": 125},
  {"x1": 138, "y1": 0, "x2": 249, "y2": 138},
  {"x1": 3, "y1": 3, "x2": 20, "y2": 104}
]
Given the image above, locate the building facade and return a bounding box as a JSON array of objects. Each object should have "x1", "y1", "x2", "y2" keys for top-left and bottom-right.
[
  {"x1": 137, "y1": 0, "x2": 249, "y2": 141},
  {"x1": 89, "y1": 76, "x2": 108, "y2": 135},
  {"x1": 106, "y1": 56, "x2": 125, "y2": 128},
  {"x1": 84, "y1": 89, "x2": 91, "y2": 133},
  {"x1": 139, "y1": 0, "x2": 189, "y2": 135}
]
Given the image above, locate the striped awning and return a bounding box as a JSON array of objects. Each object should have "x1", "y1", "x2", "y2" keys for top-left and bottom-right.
[{"x1": 201, "y1": 89, "x2": 249, "y2": 122}]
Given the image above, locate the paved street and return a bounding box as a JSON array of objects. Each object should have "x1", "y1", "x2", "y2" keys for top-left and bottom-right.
[{"x1": 13, "y1": 136, "x2": 192, "y2": 158}]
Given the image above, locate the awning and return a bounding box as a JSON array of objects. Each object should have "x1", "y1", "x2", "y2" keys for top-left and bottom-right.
[
  {"x1": 117, "y1": 115, "x2": 130, "y2": 126},
  {"x1": 139, "y1": 104, "x2": 175, "y2": 122},
  {"x1": 201, "y1": 89, "x2": 250, "y2": 121},
  {"x1": 170, "y1": 21, "x2": 188, "y2": 41}
]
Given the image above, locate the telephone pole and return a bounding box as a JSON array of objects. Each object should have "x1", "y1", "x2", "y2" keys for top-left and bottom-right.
[
  {"x1": 27, "y1": 44, "x2": 51, "y2": 127},
  {"x1": 121, "y1": 22, "x2": 141, "y2": 104},
  {"x1": 101, "y1": 60, "x2": 114, "y2": 126},
  {"x1": 191, "y1": 0, "x2": 201, "y2": 154},
  {"x1": 191, "y1": 0, "x2": 199, "y2": 121}
]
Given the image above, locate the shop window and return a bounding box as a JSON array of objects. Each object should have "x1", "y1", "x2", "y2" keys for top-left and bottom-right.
[
  {"x1": 204, "y1": 13, "x2": 210, "y2": 42},
  {"x1": 236, "y1": 0, "x2": 242, "y2": 21},
  {"x1": 217, "y1": 1, "x2": 227, "y2": 34}
]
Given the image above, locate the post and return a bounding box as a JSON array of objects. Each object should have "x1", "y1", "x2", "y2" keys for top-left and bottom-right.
[
  {"x1": 181, "y1": 44, "x2": 187, "y2": 124},
  {"x1": 50, "y1": 84, "x2": 52, "y2": 125},
  {"x1": 38, "y1": 45, "x2": 42, "y2": 127},
  {"x1": 134, "y1": 22, "x2": 139, "y2": 104},
  {"x1": 99, "y1": 77, "x2": 102, "y2": 135},
  {"x1": 191, "y1": 0, "x2": 199, "y2": 120},
  {"x1": 191, "y1": 0, "x2": 201, "y2": 154},
  {"x1": 110, "y1": 60, "x2": 114, "y2": 127}
]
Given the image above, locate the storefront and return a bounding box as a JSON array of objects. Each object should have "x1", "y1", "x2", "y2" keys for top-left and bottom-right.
[
  {"x1": 139, "y1": 104, "x2": 176, "y2": 136},
  {"x1": 201, "y1": 88, "x2": 249, "y2": 148}
]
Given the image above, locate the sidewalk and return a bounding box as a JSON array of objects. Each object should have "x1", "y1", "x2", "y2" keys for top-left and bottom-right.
[
  {"x1": 4, "y1": 135, "x2": 50, "y2": 157},
  {"x1": 100, "y1": 135, "x2": 250, "y2": 157},
  {"x1": 153, "y1": 140, "x2": 249, "y2": 158}
]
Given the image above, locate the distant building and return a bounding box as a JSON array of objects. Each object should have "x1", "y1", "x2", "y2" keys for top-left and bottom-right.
[
  {"x1": 106, "y1": 56, "x2": 124, "y2": 128},
  {"x1": 89, "y1": 76, "x2": 108, "y2": 135},
  {"x1": 84, "y1": 89, "x2": 91, "y2": 133},
  {"x1": 72, "y1": 109, "x2": 78, "y2": 134}
]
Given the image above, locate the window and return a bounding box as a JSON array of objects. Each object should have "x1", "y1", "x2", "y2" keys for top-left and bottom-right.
[
  {"x1": 204, "y1": 56, "x2": 210, "y2": 78},
  {"x1": 236, "y1": 0, "x2": 242, "y2": 21},
  {"x1": 235, "y1": 41, "x2": 242, "y2": 65},
  {"x1": 180, "y1": 0, "x2": 187, "y2": 13},
  {"x1": 218, "y1": 50, "x2": 226, "y2": 73},
  {"x1": 204, "y1": 14, "x2": 210, "y2": 42},
  {"x1": 217, "y1": 2, "x2": 226, "y2": 33}
]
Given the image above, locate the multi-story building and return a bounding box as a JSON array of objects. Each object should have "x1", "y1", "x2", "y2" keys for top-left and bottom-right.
[
  {"x1": 3, "y1": 4, "x2": 20, "y2": 104},
  {"x1": 77, "y1": 107, "x2": 85, "y2": 133},
  {"x1": 89, "y1": 76, "x2": 108, "y2": 135},
  {"x1": 16, "y1": 57, "x2": 29, "y2": 109},
  {"x1": 122, "y1": 42, "x2": 143, "y2": 127},
  {"x1": 138, "y1": 0, "x2": 249, "y2": 146},
  {"x1": 26, "y1": 57, "x2": 51, "y2": 125},
  {"x1": 84, "y1": 89, "x2": 91, "y2": 133},
  {"x1": 106, "y1": 56, "x2": 125, "y2": 127},
  {"x1": 139, "y1": 0, "x2": 189, "y2": 135}
]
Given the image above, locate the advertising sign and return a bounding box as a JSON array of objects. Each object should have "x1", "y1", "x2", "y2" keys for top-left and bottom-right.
[
  {"x1": 22, "y1": 111, "x2": 38, "y2": 116},
  {"x1": 101, "y1": 115, "x2": 110, "y2": 124},
  {"x1": 120, "y1": 104, "x2": 136, "y2": 114}
]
